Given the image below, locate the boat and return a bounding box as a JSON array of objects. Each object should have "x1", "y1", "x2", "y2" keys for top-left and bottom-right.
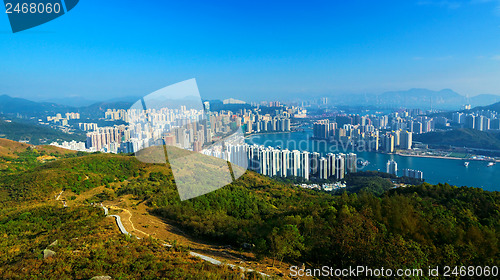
[
  {"x1": 464, "y1": 162, "x2": 469, "y2": 167},
  {"x1": 357, "y1": 159, "x2": 369, "y2": 166},
  {"x1": 487, "y1": 162, "x2": 495, "y2": 167}
]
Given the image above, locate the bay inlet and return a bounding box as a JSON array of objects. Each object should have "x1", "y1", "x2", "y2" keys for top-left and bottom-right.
[{"x1": 246, "y1": 129, "x2": 500, "y2": 192}]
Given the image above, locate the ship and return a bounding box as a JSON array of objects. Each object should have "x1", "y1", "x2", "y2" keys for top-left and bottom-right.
[
  {"x1": 464, "y1": 162, "x2": 469, "y2": 167},
  {"x1": 487, "y1": 162, "x2": 495, "y2": 167}
]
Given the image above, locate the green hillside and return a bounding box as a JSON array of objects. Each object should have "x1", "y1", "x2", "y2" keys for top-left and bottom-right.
[
  {"x1": 414, "y1": 128, "x2": 500, "y2": 150},
  {"x1": 474, "y1": 101, "x2": 500, "y2": 113},
  {"x1": 0, "y1": 142, "x2": 499, "y2": 278},
  {"x1": 0, "y1": 206, "x2": 259, "y2": 280},
  {"x1": 0, "y1": 118, "x2": 85, "y2": 145}
]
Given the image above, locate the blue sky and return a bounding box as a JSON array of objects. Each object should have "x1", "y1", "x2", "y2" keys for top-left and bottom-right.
[{"x1": 1, "y1": 0, "x2": 500, "y2": 102}]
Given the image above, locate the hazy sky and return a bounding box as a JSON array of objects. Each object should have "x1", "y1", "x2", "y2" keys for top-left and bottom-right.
[{"x1": 1, "y1": 0, "x2": 500, "y2": 102}]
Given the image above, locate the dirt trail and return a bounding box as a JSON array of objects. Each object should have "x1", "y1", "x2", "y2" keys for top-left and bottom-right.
[
  {"x1": 106, "y1": 205, "x2": 149, "y2": 237},
  {"x1": 103, "y1": 199, "x2": 294, "y2": 278},
  {"x1": 55, "y1": 190, "x2": 64, "y2": 201},
  {"x1": 60, "y1": 189, "x2": 296, "y2": 278}
]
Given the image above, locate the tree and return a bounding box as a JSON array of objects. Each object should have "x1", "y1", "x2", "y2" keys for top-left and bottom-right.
[{"x1": 269, "y1": 224, "x2": 305, "y2": 266}]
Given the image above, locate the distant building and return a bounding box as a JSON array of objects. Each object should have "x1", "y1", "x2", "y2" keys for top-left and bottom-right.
[
  {"x1": 483, "y1": 117, "x2": 490, "y2": 131},
  {"x1": 412, "y1": 121, "x2": 423, "y2": 134},
  {"x1": 386, "y1": 160, "x2": 397, "y2": 176},
  {"x1": 203, "y1": 101, "x2": 210, "y2": 112},
  {"x1": 492, "y1": 119, "x2": 500, "y2": 130},
  {"x1": 452, "y1": 112, "x2": 464, "y2": 124},
  {"x1": 345, "y1": 153, "x2": 357, "y2": 173},
  {"x1": 313, "y1": 120, "x2": 330, "y2": 139},
  {"x1": 318, "y1": 157, "x2": 328, "y2": 180},
  {"x1": 335, "y1": 154, "x2": 345, "y2": 180},
  {"x1": 475, "y1": 115, "x2": 484, "y2": 131},
  {"x1": 384, "y1": 134, "x2": 395, "y2": 153},
  {"x1": 466, "y1": 115, "x2": 475, "y2": 129},
  {"x1": 310, "y1": 152, "x2": 320, "y2": 177},
  {"x1": 403, "y1": 168, "x2": 424, "y2": 181},
  {"x1": 400, "y1": 131, "x2": 412, "y2": 150}
]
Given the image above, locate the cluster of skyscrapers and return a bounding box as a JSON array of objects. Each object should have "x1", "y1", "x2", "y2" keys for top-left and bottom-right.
[
  {"x1": 46, "y1": 112, "x2": 80, "y2": 127},
  {"x1": 204, "y1": 144, "x2": 358, "y2": 181},
  {"x1": 85, "y1": 125, "x2": 130, "y2": 153},
  {"x1": 312, "y1": 109, "x2": 443, "y2": 144},
  {"x1": 451, "y1": 110, "x2": 500, "y2": 131},
  {"x1": 79, "y1": 106, "x2": 296, "y2": 154},
  {"x1": 234, "y1": 107, "x2": 296, "y2": 134},
  {"x1": 313, "y1": 118, "x2": 413, "y2": 153}
]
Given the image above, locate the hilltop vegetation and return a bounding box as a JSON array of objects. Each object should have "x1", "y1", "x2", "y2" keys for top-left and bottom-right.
[
  {"x1": 0, "y1": 118, "x2": 85, "y2": 145},
  {"x1": 0, "y1": 142, "x2": 499, "y2": 277},
  {"x1": 0, "y1": 138, "x2": 74, "y2": 159},
  {"x1": 0, "y1": 206, "x2": 260, "y2": 280},
  {"x1": 414, "y1": 128, "x2": 500, "y2": 150},
  {"x1": 0, "y1": 142, "x2": 263, "y2": 279},
  {"x1": 474, "y1": 100, "x2": 500, "y2": 113},
  {"x1": 150, "y1": 178, "x2": 499, "y2": 269}
]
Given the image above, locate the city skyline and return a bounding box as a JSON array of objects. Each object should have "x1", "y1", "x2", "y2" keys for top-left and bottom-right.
[
  {"x1": 1, "y1": 0, "x2": 500, "y2": 102},
  {"x1": 1, "y1": 1, "x2": 499, "y2": 277}
]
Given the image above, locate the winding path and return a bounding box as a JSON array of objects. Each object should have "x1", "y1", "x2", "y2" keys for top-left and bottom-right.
[
  {"x1": 99, "y1": 205, "x2": 270, "y2": 278},
  {"x1": 55, "y1": 190, "x2": 64, "y2": 201},
  {"x1": 107, "y1": 206, "x2": 149, "y2": 236},
  {"x1": 101, "y1": 206, "x2": 129, "y2": 235}
]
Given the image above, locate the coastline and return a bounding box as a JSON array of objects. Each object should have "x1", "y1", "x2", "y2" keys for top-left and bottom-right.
[
  {"x1": 396, "y1": 152, "x2": 463, "y2": 161},
  {"x1": 396, "y1": 152, "x2": 500, "y2": 162},
  {"x1": 244, "y1": 130, "x2": 298, "y2": 138},
  {"x1": 246, "y1": 131, "x2": 500, "y2": 163}
]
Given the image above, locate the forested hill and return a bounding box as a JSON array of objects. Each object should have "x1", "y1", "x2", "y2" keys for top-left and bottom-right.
[
  {"x1": 0, "y1": 118, "x2": 86, "y2": 145},
  {"x1": 414, "y1": 128, "x2": 500, "y2": 150},
  {"x1": 0, "y1": 141, "x2": 499, "y2": 278},
  {"x1": 474, "y1": 100, "x2": 500, "y2": 113}
]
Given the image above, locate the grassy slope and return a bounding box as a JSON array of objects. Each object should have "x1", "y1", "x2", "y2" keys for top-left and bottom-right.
[
  {"x1": 0, "y1": 142, "x2": 499, "y2": 277},
  {"x1": 0, "y1": 206, "x2": 257, "y2": 280},
  {"x1": 0, "y1": 138, "x2": 75, "y2": 158},
  {"x1": 0, "y1": 143, "x2": 262, "y2": 279}
]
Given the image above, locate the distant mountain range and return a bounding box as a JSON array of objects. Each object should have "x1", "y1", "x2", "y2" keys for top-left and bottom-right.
[
  {"x1": 325, "y1": 88, "x2": 500, "y2": 110},
  {"x1": 0, "y1": 95, "x2": 72, "y2": 115},
  {"x1": 0, "y1": 94, "x2": 133, "y2": 118},
  {"x1": 1, "y1": 88, "x2": 500, "y2": 116},
  {"x1": 41, "y1": 95, "x2": 143, "y2": 107},
  {"x1": 42, "y1": 96, "x2": 99, "y2": 107}
]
